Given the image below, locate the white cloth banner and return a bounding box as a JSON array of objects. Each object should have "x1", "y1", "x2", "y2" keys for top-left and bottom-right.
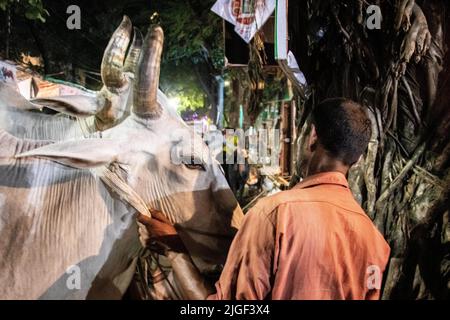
[
  {"x1": 59, "y1": 84, "x2": 87, "y2": 96},
  {"x1": 275, "y1": 0, "x2": 288, "y2": 60},
  {"x1": 211, "y1": 0, "x2": 275, "y2": 43},
  {"x1": 0, "y1": 61, "x2": 17, "y2": 86}
]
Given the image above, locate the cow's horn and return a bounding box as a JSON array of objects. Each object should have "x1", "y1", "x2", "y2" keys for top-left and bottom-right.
[
  {"x1": 133, "y1": 25, "x2": 164, "y2": 118},
  {"x1": 101, "y1": 16, "x2": 132, "y2": 92},
  {"x1": 124, "y1": 27, "x2": 143, "y2": 74}
]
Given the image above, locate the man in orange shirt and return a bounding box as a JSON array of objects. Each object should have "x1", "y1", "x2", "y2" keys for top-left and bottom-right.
[{"x1": 137, "y1": 98, "x2": 391, "y2": 300}]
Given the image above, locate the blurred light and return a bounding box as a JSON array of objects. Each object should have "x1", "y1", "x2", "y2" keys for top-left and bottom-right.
[
  {"x1": 168, "y1": 96, "x2": 180, "y2": 109},
  {"x1": 224, "y1": 80, "x2": 231, "y2": 87},
  {"x1": 257, "y1": 80, "x2": 265, "y2": 90},
  {"x1": 316, "y1": 28, "x2": 325, "y2": 39}
]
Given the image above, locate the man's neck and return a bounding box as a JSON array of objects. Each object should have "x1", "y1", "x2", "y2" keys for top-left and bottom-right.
[{"x1": 306, "y1": 148, "x2": 349, "y2": 178}]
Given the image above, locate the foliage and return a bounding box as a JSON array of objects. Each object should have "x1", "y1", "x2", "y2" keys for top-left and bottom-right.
[
  {"x1": 0, "y1": 0, "x2": 48, "y2": 22},
  {"x1": 156, "y1": 0, "x2": 224, "y2": 70},
  {"x1": 161, "y1": 63, "x2": 205, "y2": 112},
  {"x1": 153, "y1": 0, "x2": 225, "y2": 114}
]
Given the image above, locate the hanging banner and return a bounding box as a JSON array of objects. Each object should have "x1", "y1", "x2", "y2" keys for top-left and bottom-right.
[
  {"x1": 275, "y1": 0, "x2": 287, "y2": 60},
  {"x1": 59, "y1": 83, "x2": 88, "y2": 96},
  {"x1": 35, "y1": 79, "x2": 60, "y2": 98},
  {"x1": 32, "y1": 77, "x2": 91, "y2": 98},
  {"x1": 212, "y1": 0, "x2": 276, "y2": 43},
  {"x1": 0, "y1": 61, "x2": 17, "y2": 86}
]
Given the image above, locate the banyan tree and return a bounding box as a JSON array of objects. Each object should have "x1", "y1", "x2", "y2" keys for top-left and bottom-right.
[{"x1": 285, "y1": 0, "x2": 449, "y2": 299}]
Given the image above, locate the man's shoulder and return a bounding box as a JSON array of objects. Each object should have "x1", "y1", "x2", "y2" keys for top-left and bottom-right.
[
  {"x1": 252, "y1": 188, "x2": 309, "y2": 216},
  {"x1": 252, "y1": 185, "x2": 367, "y2": 217},
  {"x1": 247, "y1": 188, "x2": 325, "y2": 229}
]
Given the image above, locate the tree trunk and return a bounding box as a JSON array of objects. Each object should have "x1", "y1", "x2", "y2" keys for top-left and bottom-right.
[{"x1": 193, "y1": 62, "x2": 218, "y2": 119}]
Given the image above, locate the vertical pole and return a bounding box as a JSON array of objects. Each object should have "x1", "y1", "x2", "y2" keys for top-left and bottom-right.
[
  {"x1": 290, "y1": 98, "x2": 297, "y2": 175},
  {"x1": 216, "y1": 75, "x2": 224, "y2": 129},
  {"x1": 280, "y1": 101, "x2": 291, "y2": 175},
  {"x1": 6, "y1": 5, "x2": 11, "y2": 59}
]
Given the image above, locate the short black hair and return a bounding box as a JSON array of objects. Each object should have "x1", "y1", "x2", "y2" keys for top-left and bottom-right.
[{"x1": 312, "y1": 98, "x2": 371, "y2": 165}]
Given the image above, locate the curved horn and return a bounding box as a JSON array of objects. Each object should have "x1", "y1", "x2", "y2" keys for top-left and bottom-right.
[
  {"x1": 133, "y1": 25, "x2": 164, "y2": 118},
  {"x1": 124, "y1": 27, "x2": 144, "y2": 74},
  {"x1": 101, "y1": 16, "x2": 132, "y2": 92}
]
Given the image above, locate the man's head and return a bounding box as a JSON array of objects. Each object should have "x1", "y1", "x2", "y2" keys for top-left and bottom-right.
[{"x1": 297, "y1": 98, "x2": 372, "y2": 178}]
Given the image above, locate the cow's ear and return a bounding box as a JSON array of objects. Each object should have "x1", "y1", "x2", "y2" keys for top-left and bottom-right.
[
  {"x1": 15, "y1": 139, "x2": 122, "y2": 169},
  {"x1": 30, "y1": 95, "x2": 99, "y2": 118}
]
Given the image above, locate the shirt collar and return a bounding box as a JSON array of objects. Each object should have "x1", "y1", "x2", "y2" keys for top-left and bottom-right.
[{"x1": 293, "y1": 171, "x2": 349, "y2": 190}]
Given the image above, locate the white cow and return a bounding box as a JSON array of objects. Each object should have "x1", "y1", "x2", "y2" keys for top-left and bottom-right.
[{"x1": 0, "y1": 25, "x2": 243, "y2": 299}]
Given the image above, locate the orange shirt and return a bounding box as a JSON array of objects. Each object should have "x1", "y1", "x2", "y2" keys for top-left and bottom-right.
[{"x1": 208, "y1": 172, "x2": 390, "y2": 300}]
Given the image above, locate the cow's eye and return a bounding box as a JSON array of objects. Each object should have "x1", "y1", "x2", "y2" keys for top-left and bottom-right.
[
  {"x1": 182, "y1": 155, "x2": 206, "y2": 171},
  {"x1": 184, "y1": 163, "x2": 206, "y2": 171}
]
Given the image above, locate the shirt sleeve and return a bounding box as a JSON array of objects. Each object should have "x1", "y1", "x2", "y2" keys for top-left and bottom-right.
[{"x1": 207, "y1": 205, "x2": 277, "y2": 300}]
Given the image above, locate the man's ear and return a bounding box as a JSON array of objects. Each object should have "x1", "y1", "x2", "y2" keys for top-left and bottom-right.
[
  {"x1": 30, "y1": 95, "x2": 99, "y2": 118},
  {"x1": 308, "y1": 124, "x2": 318, "y2": 152},
  {"x1": 15, "y1": 139, "x2": 123, "y2": 169}
]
